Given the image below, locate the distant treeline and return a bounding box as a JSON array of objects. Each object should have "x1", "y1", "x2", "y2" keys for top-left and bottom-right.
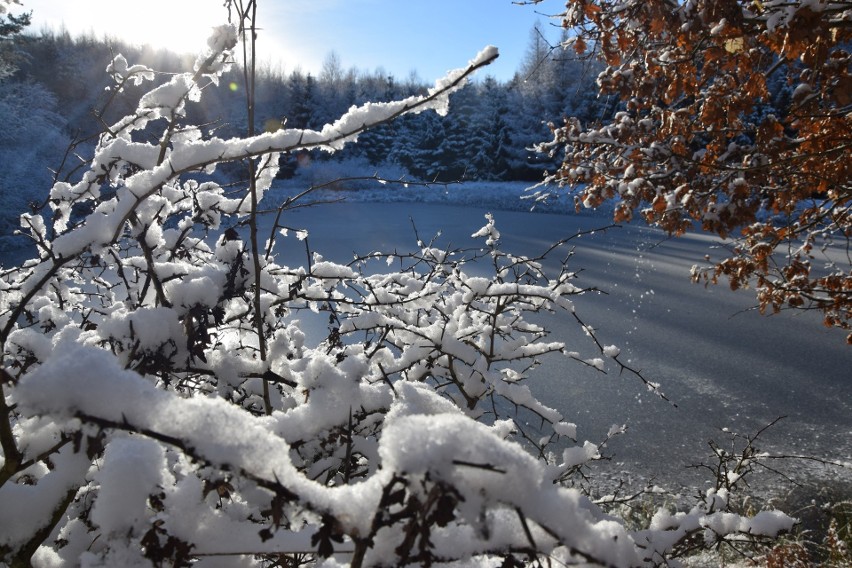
[
  {"x1": 0, "y1": 26, "x2": 799, "y2": 246},
  {"x1": 0, "y1": 26, "x2": 612, "y2": 242},
  {"x1": 12, "y1": 27, "x2": 610, "y2": 174}
]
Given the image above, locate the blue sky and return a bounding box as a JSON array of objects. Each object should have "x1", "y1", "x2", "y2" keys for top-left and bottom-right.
[{"x1": 19, "y1": 0, "x2": 564, "y2": 82}]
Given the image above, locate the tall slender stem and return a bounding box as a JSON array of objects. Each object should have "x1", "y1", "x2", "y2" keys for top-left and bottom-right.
[{"x1": 236, "y1": 0, "x2": 272, "y2": 415}]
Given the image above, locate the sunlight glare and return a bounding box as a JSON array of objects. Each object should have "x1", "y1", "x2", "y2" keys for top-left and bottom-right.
[{"x1": 78, "y1": 0, "x2": 228, "y2": 54}]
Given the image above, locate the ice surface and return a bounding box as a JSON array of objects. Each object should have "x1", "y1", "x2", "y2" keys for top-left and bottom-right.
[{"x1": 264, "y1": 194, "x2": 852, "y2": 493}]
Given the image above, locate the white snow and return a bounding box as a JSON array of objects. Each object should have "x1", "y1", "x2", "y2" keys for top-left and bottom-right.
[
  {"x1": 3, "y1": 31, "x2": 849, "y2": 567},
  {"x1": 90, "y1": 437, "x2": 167, "y2": 534}
]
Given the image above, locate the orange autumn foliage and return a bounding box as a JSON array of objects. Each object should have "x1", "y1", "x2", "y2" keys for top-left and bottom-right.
[{"x1": 533, "y1": 0, "x2": 852, "y2": 342}]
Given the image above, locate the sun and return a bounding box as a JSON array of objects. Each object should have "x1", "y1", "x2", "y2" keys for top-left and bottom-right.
[
  {"x1": 110, "y1": 0, "x2": 229, "y2": 54},
  {"x1": 33, "y1": 0, "x2": 232, "y2": 56}
]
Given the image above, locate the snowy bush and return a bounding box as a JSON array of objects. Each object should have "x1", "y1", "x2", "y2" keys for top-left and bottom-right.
[{"x1": 0, "y1": 21, "x2": 797, "y2": 568}]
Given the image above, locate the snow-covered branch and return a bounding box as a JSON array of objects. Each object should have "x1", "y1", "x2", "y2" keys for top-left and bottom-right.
[{"x1": 0, "y1": 15, "x2": 801, "y2": 568}]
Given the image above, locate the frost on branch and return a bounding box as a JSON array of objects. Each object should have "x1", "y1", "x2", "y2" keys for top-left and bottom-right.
[{"x1": 0, "y1": 21, "x2": 795, "y2": 568}]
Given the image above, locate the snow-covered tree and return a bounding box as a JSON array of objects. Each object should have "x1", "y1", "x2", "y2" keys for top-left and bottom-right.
[
  {"x1": 470, "y1": 76, "x2": 513, "y2": 180},
  {"x1": 528, "y1": 0, "x2": 852, "y2": 342},
  {"x1": 430, "y1": 86, "x2": 480, "y2": 181},
  {"x1": 0, "y1": 0, "x2": 28, "y2": 80},
  {"x1": 0, "y1": 80, "x2": 68, "y2": 249},
  {"x1": 0, "y1": 5, "x2": 72, "y2": 252},
  {"x1": 358, "y1": 73, "x2": 401, "y2": 167},
  {"x1": 316, "y1": 51, "x2": 355, "y2": 127},
  {"x1": 0, "y1": 10, "x2": 800, "y2": 568}
]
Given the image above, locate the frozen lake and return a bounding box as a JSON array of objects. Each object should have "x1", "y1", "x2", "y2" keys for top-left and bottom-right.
[
  {"x1": 3, "y1": 191, "x2": 849, "y2": 497},
  {"x1": 270, "y1": 198, "x2": 852, "y2": 495}
]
